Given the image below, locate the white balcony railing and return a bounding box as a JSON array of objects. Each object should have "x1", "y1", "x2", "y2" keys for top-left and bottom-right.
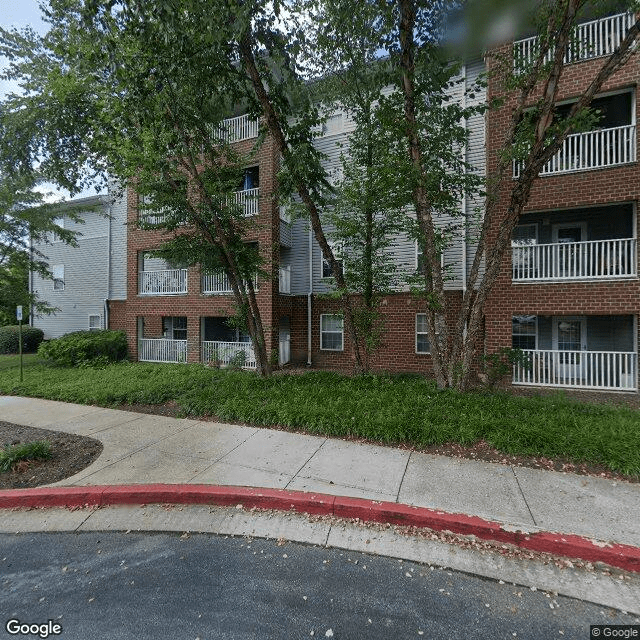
[
  {"x1": 514, "y1": 12, "x2": 636, "y2": 70},
  {"x1": 218, "y1": 114, "x2": 260, "y2": 143},
  {"x1": 512, "y1": 238, "x2": 637, "y2": 281},
  {"x1": 138, "y1": 212, "x2": 167, "y2": 226},
  {"x1": 513, "y1": 349, "x2": 636, "y2": 390},
  {"x1": 201, "y1": 272, "x2": 258, "y2": 294},
  {"x1": 202, "y1": 341, "x2": 257, "y2": 369},
  {"x1": 279, "y1": 265, "x2": 291, "y2": 294},
  {"x1": 513, "y1": 124, "x2": 636, "y2": 177},
  {"x1": 230, "y1": 187, "x2": 260, "y2": 217},
  {"x1": 139, "y1": 338, "x2": 188, "y2": 363},
  {"x1": 139, "y1": 269, "x2": 188, "y2": 295}
]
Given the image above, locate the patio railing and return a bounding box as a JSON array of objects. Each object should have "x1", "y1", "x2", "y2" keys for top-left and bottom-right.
[
  {"x1": 513, "y1": 124, "x2": 636, "y2": 177},
  {"x1": 139, "y1": 338, "x2": 188, "y2": 363},
  {"x1": 202, "y1": 341, "x2": 256, "y2": 369},
  {"x1": 218, "y1": 114, "x2": 260, "y2": 143},
  {"x1": 513, "y1": 349, "x2": 636, "y2": 390},
  {"x1": 512, "y1": 238, "x2": 636, "y2": 281},
  {"x1": 139, "y1": 269, "x2": 188, "y2": 295},
  {"x1": 514, "y1": 12, "x2": 636, "y2": 70}
]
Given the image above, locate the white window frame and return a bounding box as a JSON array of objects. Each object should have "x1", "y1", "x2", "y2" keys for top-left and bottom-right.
[
  {"x1": 321, "y1": 242, "x2": 344, "y2": 279},
  {"x1": 320, "y1": 314, "x2": 344, "y2": 351},
  {"x1": 52, "y1": 264, "x2": 64, "y2": 291},
  {"x1": 512, "y1": 315, "x2": 538, "y2": 350},
  {"x1": 163, "y1": 316, "x2": 187, "y2": 341},
  {"x1": 88, "y1": 314, "x2": 102, "y2": 331},
  {"x1": 415, "y1": 314, "x2": 431, "y2": 354}
]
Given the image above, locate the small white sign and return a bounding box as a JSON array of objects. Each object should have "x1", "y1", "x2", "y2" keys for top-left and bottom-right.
[{"x1": 16, "y1": 306, "x2": 23, "y2": 321}]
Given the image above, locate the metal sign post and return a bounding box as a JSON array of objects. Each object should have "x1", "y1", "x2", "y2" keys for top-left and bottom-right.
[{"x1": 16, "y1": 306, "x2": 23, "y2": 382}]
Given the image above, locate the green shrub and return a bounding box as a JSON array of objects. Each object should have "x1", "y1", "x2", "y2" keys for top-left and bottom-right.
[
  {"x1": 0, "y1": 326, "x2": 45, "y2": 354},
  {"x1": 38, "y1": 330, "x2": 128, "y2": 367},
  {"x1": 0, "y1": 440, "x2": 51, "y2": 472}
]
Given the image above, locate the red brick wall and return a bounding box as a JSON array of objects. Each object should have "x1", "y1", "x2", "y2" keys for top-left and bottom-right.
[{"x1": 484, "y1": 37, "x2": 640, "y2": 370}]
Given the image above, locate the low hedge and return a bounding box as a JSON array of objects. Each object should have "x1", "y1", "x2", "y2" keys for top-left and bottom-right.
[
  {"x1": 38, "y1": 330, "x2": 128, "y2": 366},
  {"x1": 0, "y1": 326, "x2": 45, "y2": 354}
]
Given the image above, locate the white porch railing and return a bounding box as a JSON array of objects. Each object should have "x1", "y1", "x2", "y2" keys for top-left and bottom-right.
[
  {"x1": 202, "y1": 341, "x2": 257, "y2": 369},
  {"x1": 513, "y1": 349, "x2": 636, "y2": 390},
  {"x1": 514, "y1": 12, "x2": 636, "y2": 70},
  {"x1": 138, "y1": 212, "x2": 167, "y2": 226},
  {"x1": 512, "y1": 238, "x2": 636, "y2": 281},
  {"x1": 201, "y1": 272, "x2": 258, "y2": 294},
  {"x1": 513, "y1": 124, "x2": 636, "y2": 177},
  {"x1": 139, "y1": 338, "x2": 188, "y2": 363},
  {"x1": 139, "y1": 269, "x2": 188, "y2": 295},
  {"x1": 230, "y1": 188, "x2": 260, "y2": 216},
  {"x1": 218, "y1": 114, "x2": 260, "y2": 143},
  {"x1": 279, "y1": 265, "x2": 291, "y2": 294}
]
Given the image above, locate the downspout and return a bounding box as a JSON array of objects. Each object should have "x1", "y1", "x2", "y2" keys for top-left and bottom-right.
[
  {"x1": 29, "y1": 236, "x2": 34, "y2": 326},
  {"x1": 461, "y1": 63, "x2": 468, "y2": 296},
  {"x1": 307, "y1": 224, "x2": 313, "y2": 365},
  {"x1": 105, "y1": 195, "x2": 112, "y2": 330}
]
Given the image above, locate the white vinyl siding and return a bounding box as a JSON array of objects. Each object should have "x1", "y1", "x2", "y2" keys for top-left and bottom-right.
[{"x1": 320, "y1": 314, "x2": 344, "y2": 351}]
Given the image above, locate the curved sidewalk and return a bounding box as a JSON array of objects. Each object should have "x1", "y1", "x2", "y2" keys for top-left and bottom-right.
[{"x1": 1, "y1": 395, "x2": 640, "y2": 572}]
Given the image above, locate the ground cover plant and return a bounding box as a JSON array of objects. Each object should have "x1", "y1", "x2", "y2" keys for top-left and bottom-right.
[
  {"x1": 0, "y1": 440, "x2": 51, "y2": 472},
  {"x1": 0, "y1": 357, "x2": 638, "y2": 476}
]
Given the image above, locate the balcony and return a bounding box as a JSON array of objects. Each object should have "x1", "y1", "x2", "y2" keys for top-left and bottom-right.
[
  {"x1": 513, "y1": 124, "x2": 636, "y2": 177},
  {"x1": 202, "y1": 341, "x2": 256, "y2": 369},
  {"x1": 201, "y1": 271, "x2": 258, "y2": 294},
  {"x1": 139, "y1": 269, "x2": 188, "y2": 295},
  {"x1": 514, "y1": 12, "x2": 636, "y2": 70},
  {"x1": 279, "y1": 265, "x2": 291, "y2": 294},
  {"x1": 512, "y1": 237, "x2": 636, "y2": 281},
  {"x1": 139, "y1": 338, "x2": 188, "y2": 363},
  {"x1": 231, "y1": 187, "x2": 260, "y2": 217},
  {"x1": 513, "y1": 349, "x2": 636, "y2": 390},
  {"x1": 218, "y1": 114, "x2": 260, "y2": 143}
]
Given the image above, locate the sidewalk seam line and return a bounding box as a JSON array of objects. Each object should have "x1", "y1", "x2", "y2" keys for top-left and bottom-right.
[
  {"x1": 511, "y1": 466, "x2": 537, "y2": 527},
  {"x1": 395, "y1": 451, "x2": 412, "y2": 503},
  {"x1": 284, "y1": 438, "x2": 329, "y2": 490}
]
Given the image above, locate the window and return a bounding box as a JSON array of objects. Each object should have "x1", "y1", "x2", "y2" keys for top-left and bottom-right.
[
  {"x1": 88, "y1": 315, "x2": 101, "y2": 331},
  {"x1": 52, "y1": 265, "x2": 64, "y2": 291},
  {"x1": 321, "y1": 242, "x2": 343, "y2": 279},
  {"x1": 512, "y1": 316, "x2": 537, "y2": 350},
  {"x1": 322, "y1": 113, "x2": 343, "y2": 137},
  {"x1": 320, "y1": 314, "x2": 343, "y2": 351},
  {"x1": 416, "y1": 242, "x2": 425, "y2": 275},
  {"x1": 241, "y1": 166, "x2": 259, "y2": 191},
  {"x1": 163, "y1": 316, "x2": 187, "y2": 340},
  {"x1": 416, "y1": 314, "x2": 431, "y2": 354},
  {"x1": 512, "y1": 224, "x2": 537, "y2": 246}
]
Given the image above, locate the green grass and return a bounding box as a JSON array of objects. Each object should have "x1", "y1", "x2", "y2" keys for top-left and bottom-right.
[
  {"x1": 0, "y1": 441, "x2": 52, "y2": 472},
  {"x1": 1, "y1": 356, "x2": 639, "y2": 475},
  {"x1": 0, "y1": 353, "x2": 46, "y2": 371}
]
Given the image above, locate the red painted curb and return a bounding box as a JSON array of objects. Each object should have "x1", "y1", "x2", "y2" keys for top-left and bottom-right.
[{"x1": 1, "y1": 484, "x2": 638, "y2": 573}]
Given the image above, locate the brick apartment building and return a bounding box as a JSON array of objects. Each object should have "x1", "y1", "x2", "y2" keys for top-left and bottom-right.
[{"x1": 32, "y1": 9, "x2": 639, "y2": 393}]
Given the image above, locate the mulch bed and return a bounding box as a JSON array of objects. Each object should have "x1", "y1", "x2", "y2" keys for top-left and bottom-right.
[{"x1": 0, "y1": 422, "x2": 103, "y2": 489}]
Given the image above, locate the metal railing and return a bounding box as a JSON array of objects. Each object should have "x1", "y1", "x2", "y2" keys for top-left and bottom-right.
[
  {"x1": 218, "y1": 114, "x2": 260, "y2": 143},
  {"x1": 514, "y1": 12, "x2": 636, "y2": 70},
  {"x1": 512, "y1": 238, "x2": 636, "y2": 281},
  {"x1": 139, "y1": 269, "x2": 188, "y2": 295},
  {"x1": 513, "y1": 349, "x2": 636, "y2": 390},
  {"x1": 513, "y1": 124, "x2": 636, "y2": 177},
  {"x1": 201, "y1": 272, "x2": 258, "y2": 294},
  {"x1": 138, "y1": 339, "x2": 188, "y2": 363},
  {"x1": 279, "y1": 265, "x2": 291, "y2": 294},
  {"x1": 230, "y1": 187, "x2": 260, "y2": 217},
  {"x1": 202, "y1": 341, "x2": 257, "y2": 369}
]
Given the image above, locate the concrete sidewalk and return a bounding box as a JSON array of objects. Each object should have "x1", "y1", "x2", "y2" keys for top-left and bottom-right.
[{"x1": 1, "y1": 395, "x2": 640, "y2": 565}]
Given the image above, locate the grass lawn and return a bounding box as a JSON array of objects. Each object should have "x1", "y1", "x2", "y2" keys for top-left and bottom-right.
[{"x1": 1, "y1": 356, "x2": 639, "y2": 475}]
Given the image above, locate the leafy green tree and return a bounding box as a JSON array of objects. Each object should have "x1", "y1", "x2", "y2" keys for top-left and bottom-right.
[
  {"x1": 0, "y1": 172, "x2": 79, "y2": 325},
  {"x1": 0, "y1": 1, "x2": 274, "y2": 373}
]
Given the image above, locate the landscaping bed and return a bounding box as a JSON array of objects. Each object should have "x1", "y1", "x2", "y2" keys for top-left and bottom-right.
[{"x1": 0, "y1": 421, "x2": 103, "y2": 489}]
